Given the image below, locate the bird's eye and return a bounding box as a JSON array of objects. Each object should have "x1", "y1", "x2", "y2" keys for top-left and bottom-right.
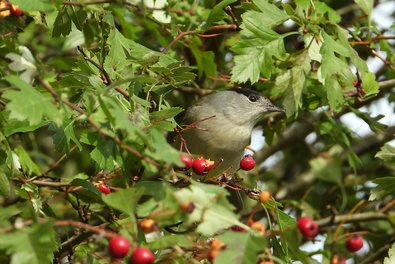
[{"x1": 248, "y1": 95, "x2": 257, "y2": 102}]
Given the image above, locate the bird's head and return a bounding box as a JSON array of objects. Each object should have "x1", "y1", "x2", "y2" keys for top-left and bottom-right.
[{"x1": 212, "y1": 88, "x2": 283, "y2": 127}]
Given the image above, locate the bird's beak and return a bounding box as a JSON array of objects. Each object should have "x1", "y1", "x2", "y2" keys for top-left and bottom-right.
[{"x1": 266, "y1": 103, "x2": 284, "y2": 113}]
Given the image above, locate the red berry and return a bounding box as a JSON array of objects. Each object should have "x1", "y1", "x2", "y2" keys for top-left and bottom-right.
[
  {"x1": 240, "y1": 155, "x2": 256, "y2": 171},
  {"x1": 192, "y1": 158, "x2": 214, "y2": 175},
  {"x1": 97, "y1": 181, "x2": 111, "y2": 194},
  {"x1": 297, "y1": 216, "x2": 318, "y2": 238},
  {"x1": 346, "y1": 235, "x2": 363, "y2": 252},
  {"x1": 108, "y1": 236, "x2": 130, "y2": 258},
  {"x1": 10, "y1": 4, "x2": 23, "y2": 16},
  {"x1": 180, "y1": 155, "x2": 194, "y2": 169},
  {"x1": 130, "y1": 247, "x2": 155, "y2": 264}
]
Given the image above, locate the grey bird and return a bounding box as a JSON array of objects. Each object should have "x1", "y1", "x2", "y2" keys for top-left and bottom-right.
[{"x1": 172, "y1": 88, "x2": 283, "y2": 174}]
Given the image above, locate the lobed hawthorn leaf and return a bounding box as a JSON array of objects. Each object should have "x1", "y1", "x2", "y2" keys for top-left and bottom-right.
[
  {"x1": 3, "y1": 118, "x2": 48, "y2": 137},
  {"x1": 148, "y1": 235, "x2": 194, "y2": 251},
  {"x1": 51, "y1": 118, "x2": 82, "y2": 153},
  {"x1": 3, "y1": 76, "x2": 61, "y2": 126},
  {"x1": 252, "y1": 0, "x2": 289, "y2": 25},
  {"x1": 318, "y1": 32, "x2": 354, "y2": 111},
  {"x1": 14, "y1": 146, "x2": 41, "y2": 176},
  {"x1": 369, "y1": 177, "x2": 395, "y2": 201},
  {"x1": 231, "y1": 1, "x2": 289, "y2": 83},
  {"x1": 190, "y1": 44, "x2": 217, "y2": 78},
  {"x1": 103, "y1": 187, "x2": 144, "y2": 217},
  {"x1": 52, "y1": 6, "x2": 72, "y2": 37},
  {"x1": 384, "y1": 242, "x2": 395, "y2": 264},
  {"x1": 90, "y1": 137, "x2": 117, "y2": 171},
  {"x1": 375, "y1": 144, "x2": 395, "y2": 162},
  {"x1": 65, "y1": 5, "x2": 87, "y2": 31},
  {"x1": 313, "y1": 2, "x2": 341, "y2": 24},
  {"x1": 104, "y1": 29, "x2": 131, "y2": 74},
  {"x1": 145, "y1": 129, "x2": 180, "y2": 165},
  {"x1": 214, "y1": 232, "x2": 267, "y2": 264},
  {"x1": 274, "y1": 51, "x2": 310, "y2": 116},
  {"x1": 173, "y1": 182, "x2": 246, "y2": 236},
  {"x1": 0, "y1": 221, "x2": 58, "y2": 264}
]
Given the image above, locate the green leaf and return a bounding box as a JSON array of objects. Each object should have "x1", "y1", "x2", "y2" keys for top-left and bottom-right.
[
  {"x1": 275, "y1": 65, "x2": 306, "y2": 116},
  {"x1": 354, "y1": 0, "x2": 374, "y2": 15},
  {"x1": 3, "y1": 76, "x2": 61, "y2": 126},
  {"x1": 231, "y1": 53, "x2": 262, "y2": 84},
  {"x1": 103, "y1": 187, "x2": 144, "y2": 217},
  {"x1": 90, "y1": 137, "x2": 117, "y2": 170},
  {"x1": 384, "y1": 242, "x2": 395, "y2": 264},
  {"x1": 241, "y1": 11, "x2": 281, "y2": 41},
  {"x1": 375, "y1": 144, "x2": 395, "y2": 162},
  {"x1": 325, "y1": 77, "x2": 345, "y2": 111},
  {"x1": 215, "y1": 232, "x2": 267, "y2": 264},
  {"x1": 277, "y1": 209, "x2": 297, "y2": 231},
  {"x1": 362, "y1": 71, "x2": 379, "y2": 97},
  {"x1": 231, "y1": 4, "x2": 289, "y2": 83},
  {"x1": 3, "y1": 118, "x2": 48, "y2": 137},
  {"x1": 104, "y1": 29, "x2": 130, "y2": 73},
  {"x1": 52, "y1": 7, "x2": 72, "y2": 37},
  {"x1": 148, "y1": 235, "x2": 194, "y2": 251},
  {"x1": 190, "y1": 46, "x2": 217, "y2": 78},
  {"x1": 145, "y1": 129, "x2": 181, "y2": 164},
  {"x1": 71, "y1": 179, "x2": 102, "y2": 200},
  {"x1": 369, "y1": 177, "x2": 395, "y2": 201},
  {"x1": 14, "y1": 146, "x2": 41, "y2": 176},
  {"x1": 0, "y1": 221, "x2": 58, "y2": 264},
  {"x1": 206, "y1": 0, "x2": 238, "y2": 25},
  {"x1": 252, "y1": 0, "x2": 289, "y2": 24},
  {"x1": 9, "y1": 0, "x2": 52, "y2": 12},
  {"x1": 173, "y1": 182, "x2": 246, "y2": 236},
  {"x1": 0, "y1": 172, "x2": 10, "y2": 197},
  {"x1": 52, "y1": 119, "x2": 82, "y2": 153},
  {"x1": 66, "y1": 5, "x2": 87, "y2": 31},
  {"x1": 150, "y1": 107, "x2": 183, "y2": 120}
]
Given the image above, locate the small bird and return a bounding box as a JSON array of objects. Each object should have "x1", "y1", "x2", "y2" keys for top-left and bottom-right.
[{"x1": 173, "y1": 88, "x2": 283, "y2": 173}]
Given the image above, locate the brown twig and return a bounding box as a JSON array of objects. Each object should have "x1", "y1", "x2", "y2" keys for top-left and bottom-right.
[
  {"x1": 63, "y1": 0, "x2": 115, "y2": 6},
  {"x1": 77, "y1": 46, "x2": 112, "y2": 85},
  {"x1": 162, "y1": 24, "x2": 238, "y2": 53},
  {"x1": 1, "y1": 218, "x2": 116, "y2": 238},
  {"x1": 77, "y1": 46, "x2": 130, "y2": 99}
]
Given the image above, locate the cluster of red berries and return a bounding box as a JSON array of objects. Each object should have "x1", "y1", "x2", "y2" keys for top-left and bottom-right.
[
  {"x1": 109, "y1": 236, "x2": 155, "y2": 264},
  {"x1": 297, "y1": 216, "x2": 364, "y2": 262},
  {"x1": 180, "y1": 155, "x2": 215, "y2": 175},
  {"x1": 179, "y1": 154, "x2": 257, "y2": 174},
  {"x1": 0, "y1": 2, "x2": 23, "y2": 17}
]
